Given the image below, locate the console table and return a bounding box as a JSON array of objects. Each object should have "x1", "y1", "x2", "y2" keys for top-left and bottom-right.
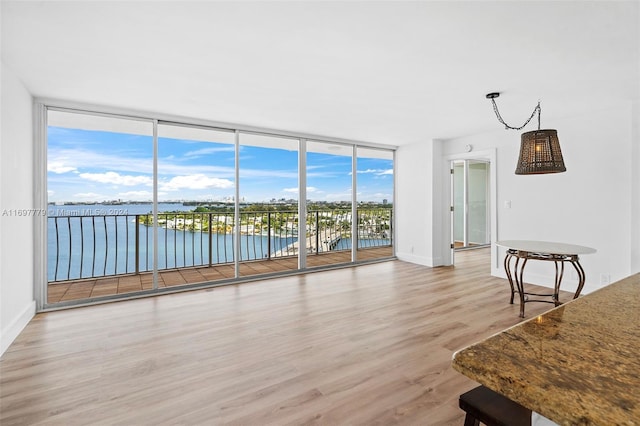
[{"x1": 495, "y1": 240, "x2": 596, "y2": 317}]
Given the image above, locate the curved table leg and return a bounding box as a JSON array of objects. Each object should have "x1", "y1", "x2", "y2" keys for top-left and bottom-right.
[
  {"x1": 499, "y1": 249, "x2": 590, "y2": 318},
  {"x1": 504, "y1": 252, "x2": 516, "y2": 304},
  {"x1": 553, "y1": 260, "x2": 565, "y2": 306},
  {"x1": 570, "y1": 258, "x2": 586, "y2": 298},
  {"x1": 515, "y1": 256, "x2": 528, "y2": 318}
]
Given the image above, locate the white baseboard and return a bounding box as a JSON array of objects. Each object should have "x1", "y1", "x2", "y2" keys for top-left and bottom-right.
[{"x1": 1, "y1": 301, "x2": 36, "y2": 357}]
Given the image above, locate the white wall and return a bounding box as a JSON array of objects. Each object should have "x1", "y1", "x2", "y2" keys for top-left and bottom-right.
[
  {"x1": 439, "y1": 103, "x2": 637, "y2": 294},
  {"x1": 1, "y1": 62, "x2": 36, "y2": 356},
  {"x1": 396, "y1": 140, "x2": 435, "y2": 265}
]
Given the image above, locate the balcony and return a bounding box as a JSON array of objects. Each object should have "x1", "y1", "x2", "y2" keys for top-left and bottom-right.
[{"x1": 47, "y1": 209, "x2": 393, "y2": 303}]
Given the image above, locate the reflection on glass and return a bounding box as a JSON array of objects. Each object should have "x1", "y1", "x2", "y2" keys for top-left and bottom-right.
[{"x1": 468, "y1": 161, "x2": 489, "y2": 246}]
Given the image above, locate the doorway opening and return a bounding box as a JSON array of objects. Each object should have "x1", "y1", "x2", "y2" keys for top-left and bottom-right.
[{"x1": 452, "y1": 159, "x2": 491, "y2": 251}]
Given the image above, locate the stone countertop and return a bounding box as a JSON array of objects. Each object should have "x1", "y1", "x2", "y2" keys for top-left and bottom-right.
[{"x1": 452, "y1": 273, "x2": 640, "y2": 426}]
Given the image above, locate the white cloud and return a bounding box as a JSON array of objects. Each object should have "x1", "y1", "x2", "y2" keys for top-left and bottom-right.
[
  {"x1": 184, "y1": 146, "x2": 235, "y2": 157},
  {"x1": 239, "y1": 168, "x2": 298, "y2": 179},
  {"x1": 158, "y1": 161, "x2": 235, "y2": 177},
  {"x1": 356, "y1": 168, "x2": 393, "y2": 176},
  {"x1": 117, "y1": 190, "x2": 153, "y2": 199},
  {"x1": 308, "y1": 169, "x2": 346, "y2": 179},
  {"x1": 283, "y1": 186, "x2": 319, "y2": 193},
  {"x1": 322, "y1": 189, "x2": 352, "y2": 201},
  {"x1": 73, "y1": 192, "x2": 107, "y2": 200},
  {"x1": 48, "y1": 147, "x2": 237, "y2": 179},
  {"x1": 49, "y1": 148, "x2": 154, "y2": 175},
  {"x1": 79, "y1": 171, "x2": 153, "y2": 186},
  {"x1": 160, "y1": 174, "x2": 234, "y2": 191},
  {"x1": 48, "y1": 161, "x2": 77, "y2": 174}
]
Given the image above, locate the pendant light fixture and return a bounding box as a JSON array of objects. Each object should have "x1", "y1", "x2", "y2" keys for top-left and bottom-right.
[{"x1": 486, "y1": 92, "x2": 566, "y2": 175}]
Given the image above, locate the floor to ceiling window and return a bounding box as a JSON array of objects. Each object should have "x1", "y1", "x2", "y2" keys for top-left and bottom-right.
[
  {"x1": 238, "y1": 132, "x2": 299, "y2": 277},
  {"x1": 41, "y1": 104, "x2": 395, "y2": 309},
  {"x1": 305, "y1": 141, "x2": 354, "y2": 268},
  {"x1": 355, "y1": 147, "x2": 394, "y2": 261},
  {"x1": 46, "y1": 109, "x2": 154, "y2": 304},
  {"x1": 156, "y1": 122, "x2": 236, "y2": 287}
]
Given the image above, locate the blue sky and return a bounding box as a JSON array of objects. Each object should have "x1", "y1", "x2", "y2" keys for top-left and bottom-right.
[{"x1": 47, "y1": 127, "x2": 393, "y2": 203}]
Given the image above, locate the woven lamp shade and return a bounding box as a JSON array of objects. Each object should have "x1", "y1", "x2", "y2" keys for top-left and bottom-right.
[{"x1": 515, "y1": 129, "x2": 566, "y2": 175}]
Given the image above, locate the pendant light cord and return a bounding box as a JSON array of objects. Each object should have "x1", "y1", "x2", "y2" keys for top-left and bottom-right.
[{"x1": 490, "y1": 98, "x2": 541, "y2": 131}]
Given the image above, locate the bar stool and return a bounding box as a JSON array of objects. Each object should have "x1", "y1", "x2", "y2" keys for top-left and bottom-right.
[{"x1": 459, "y1": 385, "x2": 531, "y2": 426}]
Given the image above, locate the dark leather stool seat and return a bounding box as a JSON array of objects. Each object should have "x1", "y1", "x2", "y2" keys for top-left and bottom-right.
[{"x1": 459, "y1": 385, "x2": 532, "y2": 426}]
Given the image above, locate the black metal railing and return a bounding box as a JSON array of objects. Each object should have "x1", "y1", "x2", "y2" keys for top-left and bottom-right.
[{"x1": 47, "y1": 209, "x2": 392, "y2": 282}]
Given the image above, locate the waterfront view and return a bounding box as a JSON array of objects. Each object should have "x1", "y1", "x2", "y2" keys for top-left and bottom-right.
[
  {"x1": 46, "y1": 109, "x2": 394, "y2": 304},
  {"x1": 48, "y1": 202, "x2": 392, "y2": 282}
]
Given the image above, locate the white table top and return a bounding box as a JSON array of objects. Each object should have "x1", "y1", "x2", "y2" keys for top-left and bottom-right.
[{"x1": 496, "y1": 240, "x2": 596, "y2": 255}]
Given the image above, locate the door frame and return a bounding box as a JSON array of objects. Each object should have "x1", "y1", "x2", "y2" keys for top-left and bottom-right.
[
  {"x1": 452, "y1": 159, "x2": 491, "y2": 250},
  {"x1": 442, "y1": 148, "x2": 497, "y2": 270}
]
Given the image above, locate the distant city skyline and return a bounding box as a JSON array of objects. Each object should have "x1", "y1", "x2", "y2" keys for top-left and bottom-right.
[{"x1": 47, "y1": 126, "x2": 393, "y2": 204}]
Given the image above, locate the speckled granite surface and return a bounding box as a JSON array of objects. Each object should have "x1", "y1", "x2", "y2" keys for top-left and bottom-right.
[{"x1": 452, "y1": 273, "x2": 640, "y2": 426}]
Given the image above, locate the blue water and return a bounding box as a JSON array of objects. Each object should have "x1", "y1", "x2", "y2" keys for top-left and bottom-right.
[{"x1": 47, "y1": 203, "x2": 390, "y2": 281}]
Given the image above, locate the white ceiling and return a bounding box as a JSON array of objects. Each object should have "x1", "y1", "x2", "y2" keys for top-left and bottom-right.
[{"x1": 2, "y1": 1, "x2": 638, "y2": 147}]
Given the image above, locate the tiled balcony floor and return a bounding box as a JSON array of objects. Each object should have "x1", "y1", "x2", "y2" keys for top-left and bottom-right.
[{"x1": 47, "y1": 247, "x2": 393, "y2": 304}]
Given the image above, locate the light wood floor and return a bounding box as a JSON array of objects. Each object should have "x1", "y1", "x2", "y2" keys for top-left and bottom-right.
[{"x1": 1, "y1": 248, "x2": 569, "y2": 425}]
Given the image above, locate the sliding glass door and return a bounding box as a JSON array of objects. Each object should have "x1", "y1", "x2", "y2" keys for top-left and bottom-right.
[
  {"x1": 46, "y1": 109, "x2": 154, "y2": 304},
  {"x1": 42, "y1": 105, "x2": 395, "y2": 308},
  {"x1": 238, "y1": 133, "x2": 299, "y2": 277},
  {"x1": 305, "y1": 141, "x2": 353, "y2": 268},
  {"x1": 156, "y1": 123, "x2": 236, "y2": 287},
  {"x1": 452, "y1": 159, "x2": 490, "y2": 249},
  {"x1": 356, "y1": 147, "x2": 394, "y2": 261}
]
